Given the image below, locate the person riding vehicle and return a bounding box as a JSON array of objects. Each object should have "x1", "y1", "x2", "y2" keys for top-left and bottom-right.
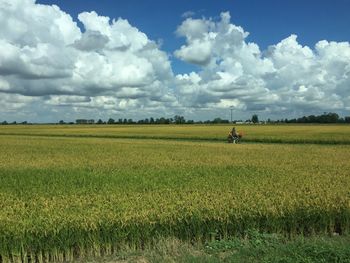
[{"x1": 227, "y1": 127, "x2": 241, "y2": 143}]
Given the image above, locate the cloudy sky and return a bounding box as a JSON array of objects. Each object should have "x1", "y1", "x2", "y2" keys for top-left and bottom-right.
[{"x1": 0, "y1": 0, "x2": 349, "y2": 122}]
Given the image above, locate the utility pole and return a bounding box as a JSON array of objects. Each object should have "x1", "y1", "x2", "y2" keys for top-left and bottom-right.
[{"x1": 230, "y1": 106, "x2": 234, "y2": 123}]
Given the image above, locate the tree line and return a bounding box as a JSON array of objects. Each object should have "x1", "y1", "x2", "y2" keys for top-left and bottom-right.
[
  {"x1": 268, "y1": 112, "x2": 350, "y2": 124},
  {"x1": 74, "y1": 115, "x2": 229, "y2": 125},
  {"x1": 1, "y1": 112, "x2": 350, "y2": 125}
]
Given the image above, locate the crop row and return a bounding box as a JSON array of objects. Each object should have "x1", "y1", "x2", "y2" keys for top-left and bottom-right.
[
  {"x1": 0, "y1": 124, "x2": 350, "y2": 144},
  {"x1": 0, "y1": 135, "x2": 349, "y2": 262}
]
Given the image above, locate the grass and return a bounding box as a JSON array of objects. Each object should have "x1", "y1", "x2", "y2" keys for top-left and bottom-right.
[
  {"x1": 82, "y1": 233, "x2": 350, "y2": 263},
  {"x1": 0, "y1": 124, "x2": 350, "y2": 261}
]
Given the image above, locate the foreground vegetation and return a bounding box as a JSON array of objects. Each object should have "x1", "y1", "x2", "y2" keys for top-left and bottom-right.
[
  {"x1": 84, "y1": 233, "x2": 350, "y2": 263},
  {"x1": 0, "y1": 125, "x2": 349, "y2": 261}
]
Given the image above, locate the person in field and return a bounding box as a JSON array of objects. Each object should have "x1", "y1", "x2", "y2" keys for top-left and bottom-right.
[
  {"x1": 231, "y1": 127, "x2": 239, "y2": 138},
  {"x1": 228, "y1": 127, "x2": 240, "y2": 143}
]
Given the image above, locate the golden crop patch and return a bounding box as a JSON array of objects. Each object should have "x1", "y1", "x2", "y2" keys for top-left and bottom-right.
[
  {"x1": 0, "y1": 124, "x2": 349, "y2": 144},
  {"x1": 0, "y1": 125, "x2": 349, "y2": 262}
]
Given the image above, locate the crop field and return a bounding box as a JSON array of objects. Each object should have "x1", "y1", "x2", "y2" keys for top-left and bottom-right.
[
  {"x1": 0, "y1": 124, "x2": 350, "y2": 144},
  {"x1": 0, "y1": 125, "x2": 349, "y2": 262}
]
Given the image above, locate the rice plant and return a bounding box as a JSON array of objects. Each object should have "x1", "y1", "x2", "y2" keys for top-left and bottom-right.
[
  {"x1": 0, "y1": 124, "x2": 349, "y2": 144},
  {"x1": 0, "y1": 126, "x2": 349, "y2": 262}
]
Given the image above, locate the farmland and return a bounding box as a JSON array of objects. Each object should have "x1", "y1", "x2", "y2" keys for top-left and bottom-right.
[
  {"x1": 0, "y1": 124, "x2": 350, "y2": 144},
  {"x1": 0, "y1": 124, "x2": 349, "y2": 262}
]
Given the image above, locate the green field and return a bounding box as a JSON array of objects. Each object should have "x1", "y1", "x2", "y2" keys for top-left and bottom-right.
[{"x1": 0, "y1": 124, "x2": 349, "y2": 262}]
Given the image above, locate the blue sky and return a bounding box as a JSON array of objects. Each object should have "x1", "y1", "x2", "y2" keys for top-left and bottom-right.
[
  {"x1": 0, "y1": 0, "x2": 350, "y2": 122},
  {"x1": 36, "y1": 0, "x2": 350, "y2": 74}
]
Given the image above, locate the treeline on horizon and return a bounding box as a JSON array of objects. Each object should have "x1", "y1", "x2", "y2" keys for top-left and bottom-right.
[{"x1": 1, "y1": 112, "x2": 350, "y2": 125}]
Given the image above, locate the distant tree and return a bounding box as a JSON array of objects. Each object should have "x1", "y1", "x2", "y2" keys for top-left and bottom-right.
[
  {"x1": 251, "y1": 114, "x2": 259, "y2": 124},
  {"x1": 123, "y1": 118, "x2": 128, "y2": 124},
  {"x1": 345, "y1": 116, "x2": 350, "y2": 123},
  {"x1": 97, "y1": 119, "x2": 103, "y2": 124},
  {"x1": 59, "y1": 120, "x2": 65, "y2": 125},
  {"x1": 150, "y1": 117, "x2": 155, "y2": 124},
  {"x1": 211, "y1": 117, "x2": 229, "y2": 124},
  {"x1": 212, "y1": 117, "x2": 222, "y2": 124},
  {"x1": 308, "y1": 115, "x2": 317, "y2": 123},
  {"x1": 294, "y1": 112, "x2": 340, "y2": 123},
  {"x1": 326, "y1": 112, "x2": 339, "y2": 123},
  {"x1": 127, "y1": 119, "x2": 133, "y2": 124},
  {"x1": 158, "y1": 117, "x2": 166, "y2": 124},
  {"x1": 1, "y1": 121, "x2": 8, "y2": 125},
  {"x1": 107, "y1": 118, "x2": 115, "y2": 124},
  {"x1": 174, "y1": 115, "x2": 185, "y2": 124}
]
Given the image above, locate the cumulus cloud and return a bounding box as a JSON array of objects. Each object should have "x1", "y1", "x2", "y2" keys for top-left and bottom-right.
[
  {"x1": 174, "y1": 12, "x2": 350, "y2": 117},
  {"x1": 0, "y1": 1, "x2": 349, "y2": 121},
  {"x1": 0, "y1": 92, "x2": 38, "y2": 111},
  {"x1": 0, "y1": 0, "x2": 176, "y2": 121},
  {"x1": 73, "y1": 30, "x2": 109, "y2": 51}
]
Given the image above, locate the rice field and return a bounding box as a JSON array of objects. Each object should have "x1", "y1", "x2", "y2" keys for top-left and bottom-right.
[
  {"x1": 0, "y1": 124, "x2": 349, "y2": 144},
  {"x1": 0, "y1": 125, "x2": 349, "y2": 262}
]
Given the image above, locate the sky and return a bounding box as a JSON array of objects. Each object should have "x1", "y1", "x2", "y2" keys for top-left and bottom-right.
[{"x1": 0, "y1": 0, "x2": 349, "y2": 122}]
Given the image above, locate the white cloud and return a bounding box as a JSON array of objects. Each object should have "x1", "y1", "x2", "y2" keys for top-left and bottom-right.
[
  {"x1": 73, "y1": 30, "x2": 109, "y2": 51},
  {"x1": 0, "y1": 1, "x2": 349, "y2": 121},
  {"x1": 181, "y1": 11, "x2": 195, "y2": 18},
  {"x1": 0, "y1": 0, "x2": 175, "y2": 121},
  {"x1": 0, "y1": 92, "x2": 38, "y2": 110},
  {"x1": 174, "y1": 12, "x2": 350, "y2": 118}
]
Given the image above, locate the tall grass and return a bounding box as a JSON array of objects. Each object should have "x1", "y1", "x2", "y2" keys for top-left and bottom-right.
[{"x1": 0, "y1": 133, "x2": 349, "y2": 262}]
